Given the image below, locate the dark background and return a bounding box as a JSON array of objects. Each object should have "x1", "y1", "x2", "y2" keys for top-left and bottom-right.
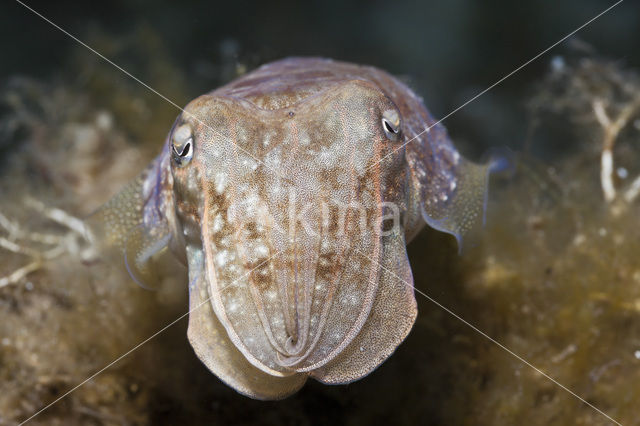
[{"x1": 3, "y1": 0, "x2": 638, "y2": 159}]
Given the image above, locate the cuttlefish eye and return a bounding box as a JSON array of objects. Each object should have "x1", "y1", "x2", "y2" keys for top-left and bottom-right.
[
  {"x1": 381, "y1": 109, "x2": 401, "y2": 141},
  {"x1": 171, "y1": 124, "x2": 194, "y2": 166}
]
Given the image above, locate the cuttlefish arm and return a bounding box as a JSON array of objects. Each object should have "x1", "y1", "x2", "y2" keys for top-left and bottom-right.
[
  {"x1": 311, "y1": 230, "x2": 416, "y2": 383},
  {"x1": 186, "y1": 246, "x2": 308, "y2": 399}
]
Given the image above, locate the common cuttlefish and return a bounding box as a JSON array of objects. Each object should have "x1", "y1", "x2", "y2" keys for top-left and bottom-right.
[{"x1": 88, "y1": 57, "x2": 492, "y2": 399}]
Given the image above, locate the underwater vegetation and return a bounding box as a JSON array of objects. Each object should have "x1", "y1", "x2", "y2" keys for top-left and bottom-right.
[{"x1": 1, "y1": 31, "x2": 640, "y2": 426}]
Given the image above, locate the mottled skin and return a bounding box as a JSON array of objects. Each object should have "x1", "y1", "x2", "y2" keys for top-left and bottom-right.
[{"x1": 89, "y1": 58, "x2": 489, "y2": 399}]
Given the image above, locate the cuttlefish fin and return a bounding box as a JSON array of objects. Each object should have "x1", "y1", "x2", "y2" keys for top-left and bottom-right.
[
  {"x1": 85, "y1": 169, "x2": 170, "y2": 289},
  {"x1": 407, "y1": 125, "x2": 505, "y2": 251},
  {"x1": 186, "y1": 254, "x2": 307, "y2": 399},
  {"x1": 420, "y1": 158, "x2": 491, "y2": 251},
  {"x1": 311, "y1": 232, "x2": 417, "y2": 384}
]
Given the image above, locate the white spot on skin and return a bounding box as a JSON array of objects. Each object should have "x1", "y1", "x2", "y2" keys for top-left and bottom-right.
[
  {"x1": 264, "y1": 148, "x2": 283, "y2": 169},
  {"x1": 241, "y1": 195, "x2": 261, "y2": 217},
  {"x1": 219, "y1": 236, "x2": 233, "y2": 248},
  {"x1": 214, "y1": 172, "x2": 227, "y2": 194},
  {"x1": 215, "y1": 250, "x2": 234, "y2": 267},
  {"x1": 241, "y1": 157, "x2": 258, "y2": 171},
  {"x1": 254, "y1": 243, "x2": 269, "y2": 258},
  {"x1": 242, "y1": 241, "x2": 269, "y2": 266},
  {"x1": 228, "y1": 301, "x2": 238, "y2": 312},
  {"x1": 266, "y1": 290, "x2": 277, "y2": 300},
  {"x1": 212, "y1": 213, "x2": 225, "y2": 233},
  {"x1": 270, "y1": 318, "x2": 284, "y2": 335},
  {"x1": 267, "y1": 156, "x2": 280, "y2": 168}
]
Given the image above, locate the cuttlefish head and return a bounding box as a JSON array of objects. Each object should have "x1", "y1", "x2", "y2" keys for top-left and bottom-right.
[
  {"x1": 88, "y1": 78, "x2": 491, "y2": 400},
  {"x1": 167, "y1": 80, "x2": 418, "y2": 398},
  {"x1": 166, "y1": 79, "x2": 491, "y2": 399}
]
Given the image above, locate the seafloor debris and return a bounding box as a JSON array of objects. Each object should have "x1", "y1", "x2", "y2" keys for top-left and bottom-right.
[
  {"x1": 528, "y1": 55, "x2": 640, "y2": 207},
  {"x1": 0, "y1": 198, "x2": 94, "y2": 289}
]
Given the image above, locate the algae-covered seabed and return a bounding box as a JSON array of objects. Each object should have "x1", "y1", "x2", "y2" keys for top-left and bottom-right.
[{"x1": 1, "y1": 35, "x2": 640, "y2": 426}]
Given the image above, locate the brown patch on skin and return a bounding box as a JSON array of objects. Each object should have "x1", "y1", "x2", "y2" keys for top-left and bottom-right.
[
  {"x1": 248, "y1": 260, "x2": 272, "y2": 289},
  {"x1": 315, "y1": 249, "x2": 340, "y2": 282}
]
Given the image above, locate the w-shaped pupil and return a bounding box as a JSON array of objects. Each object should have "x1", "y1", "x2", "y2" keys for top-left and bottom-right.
[{"x1": 174, "y1": 141, "x2": 191, "y2": 157}]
